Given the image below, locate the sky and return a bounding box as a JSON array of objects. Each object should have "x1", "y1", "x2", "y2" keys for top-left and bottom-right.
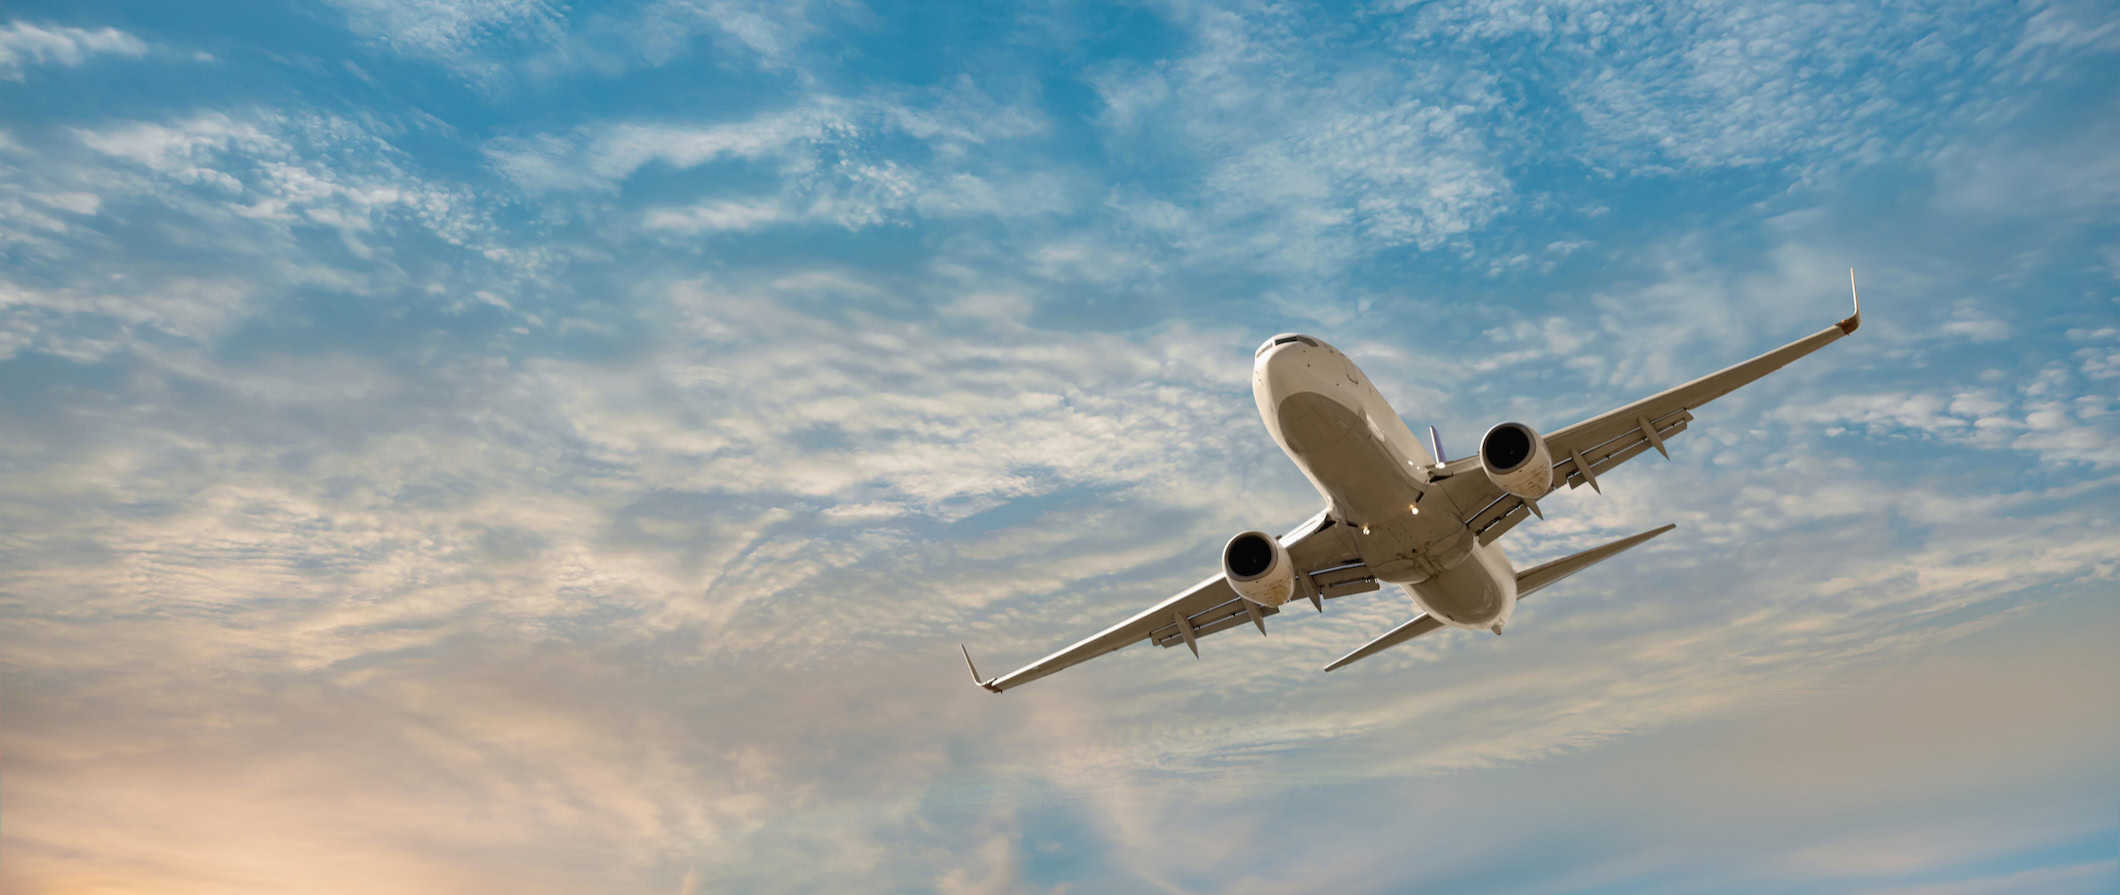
[{"x1": 1, "y1": 1, "x2": 2117, "y2": 892}]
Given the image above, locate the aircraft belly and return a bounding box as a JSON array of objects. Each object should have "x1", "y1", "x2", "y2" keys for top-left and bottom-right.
[
  {"x1": 1274, "y1": 391, "x2": 1418, "y2": 526},
  {"x1": 1409, "y1": 547, "x2": 1513, "y2": 628},
  {"x1": 1361, "y1": 519, "x2": 1473, "y2": 585},
  {"x1": 1273, "y1": 389, "x2": 1476, "y2": 586}
]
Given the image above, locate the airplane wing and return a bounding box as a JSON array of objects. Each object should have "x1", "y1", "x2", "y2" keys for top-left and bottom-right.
[
  {"x1": 1449, "y1": 273, "x2": 1862, "y2": 545},
  {"x1": 964, "y1": 510, "x2": 1380, "y2": 693}
]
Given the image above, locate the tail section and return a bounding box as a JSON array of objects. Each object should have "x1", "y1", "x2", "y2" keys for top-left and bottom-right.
[
  {"x1": 1322, "y1": 524, "x2": 1677, "y2": 674},
  {"x1": 1515, "y1": 523, "x2": 1676, "y2": 599}
]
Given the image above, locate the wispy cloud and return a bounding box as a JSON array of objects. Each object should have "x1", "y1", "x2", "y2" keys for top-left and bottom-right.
[
  {"x1": 4, "y1": 0, "x2": 2118, "y2": 892},
  {"x1": 1089, "y1": 5, "x2": 1515, "y2": 274},
  {"x1": 324, "y1": 0, "x2": 846, "y2": 85},
  {"x1": 486, "y1": 83, "x2": 1067, "y2": 243},
  {"x1": 0, "y1": 21, "x2": 146, "y2": 79},
  {"x1": 485, "y1": 104, "x2": 850, "y2": 193},
  {"x1": 642, "y1": 196, "x2": 788, "y2": 233},
  {"x1": 320, "y1": 0, "x2": 564, "y2": 61}
]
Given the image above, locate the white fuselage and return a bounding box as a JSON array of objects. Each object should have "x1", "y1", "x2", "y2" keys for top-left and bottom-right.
[{"x1": 1252, "y1": 335, "x2": 1517, "y2": 632}]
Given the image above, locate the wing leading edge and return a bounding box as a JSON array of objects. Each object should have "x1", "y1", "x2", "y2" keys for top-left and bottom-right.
[
  {"x1": 1449, "y1": 272, "x2": 1863, "y2": 546},
  {"x1": 965, "y1": 510, "x2": 1372, "y2": 693}
]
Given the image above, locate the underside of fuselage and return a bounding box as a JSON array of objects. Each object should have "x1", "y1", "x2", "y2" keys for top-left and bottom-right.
[{"x1": 1252, "y1": 334, "x2": 1516, "y2": 631}]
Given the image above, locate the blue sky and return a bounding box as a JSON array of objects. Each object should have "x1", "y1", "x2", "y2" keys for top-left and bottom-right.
[{"x1": 2, "y1": 1, "x2": 2117, "y2": 892}]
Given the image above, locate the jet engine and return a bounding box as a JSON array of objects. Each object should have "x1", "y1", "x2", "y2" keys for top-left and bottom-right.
[
  {"x1": 1479, "y1": 421, "x2": 1555, "y2": 500},
  {"x1": 1222, "y1": 530, "x2": 1296, "y2": 606}
]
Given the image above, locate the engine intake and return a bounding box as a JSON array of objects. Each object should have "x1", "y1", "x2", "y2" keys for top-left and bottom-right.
[
  {"x1": 1222, "y1": 530, "x2": 1295, "y2": 607},
  {"x1": 1480, "y1": 421, "x2": 1555, "y2": 500}
]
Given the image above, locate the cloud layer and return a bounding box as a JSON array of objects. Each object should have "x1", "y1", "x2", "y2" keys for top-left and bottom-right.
[{"x1": 2, "y1": 1, "x2": 2117, "y2": 893}]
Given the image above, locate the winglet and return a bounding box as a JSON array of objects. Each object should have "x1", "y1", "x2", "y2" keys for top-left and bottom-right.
[
  {"x1": 1428, "y1": 425, "x2": 1446, "y2": 463},
  {"x1": 961, "y1": 644, "x2": 1001, "y2": 693},
  {"x1": 1839, "y1": 268, "x2": 1862, "y2": 334}
]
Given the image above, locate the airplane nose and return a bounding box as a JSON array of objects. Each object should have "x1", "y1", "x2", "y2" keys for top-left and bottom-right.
[
  {"x1": 1254, "y1": 335, "x2": 1328, "y2": 395},
  {"x1": 1255, "y1": 333, "x2": 1322, "y2": 363}
]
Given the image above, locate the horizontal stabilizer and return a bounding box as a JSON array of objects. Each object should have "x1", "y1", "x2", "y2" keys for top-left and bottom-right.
[
  {"x1": 1516, "y1": 523, "x2": 1676, "y2": 599},
  {"x1": 1322, "y1": 614, "x2": 1444, "y2": 672}
]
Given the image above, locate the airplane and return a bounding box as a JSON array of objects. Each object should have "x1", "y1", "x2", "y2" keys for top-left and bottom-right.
[{"x1": 963, "y1": 272, "x2": 1863, "y2": 693}]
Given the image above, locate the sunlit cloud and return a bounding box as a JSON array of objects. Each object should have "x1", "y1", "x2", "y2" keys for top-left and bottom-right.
[{"x1": 2, "y1": 1, "x2": 2116, "y2": 893}]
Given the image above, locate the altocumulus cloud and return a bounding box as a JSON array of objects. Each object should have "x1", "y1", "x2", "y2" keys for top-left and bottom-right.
[{"x1": 1, "y1": 1, "x2": 2117, "y2": 893}]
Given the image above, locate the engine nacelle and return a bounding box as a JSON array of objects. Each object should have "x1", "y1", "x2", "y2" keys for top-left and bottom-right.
[
  {"x1": 1222, "y1": 530, "x2": 1295, "y2": 607},
  {"x1": 1480, "y1": 421, "x2": 1555, "y2": 500}
]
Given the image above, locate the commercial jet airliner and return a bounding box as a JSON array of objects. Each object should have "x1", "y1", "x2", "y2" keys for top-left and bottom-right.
[{"x1": 963, "y1": 273, "x2": 1863, "y2": 693}]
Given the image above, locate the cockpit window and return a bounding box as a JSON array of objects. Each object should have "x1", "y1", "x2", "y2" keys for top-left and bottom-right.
[{"x1": 1256, "y1": 334, "x2": 1321, "y2": 355}]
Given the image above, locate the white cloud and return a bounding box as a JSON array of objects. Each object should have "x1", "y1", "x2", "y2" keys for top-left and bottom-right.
[
  {"x1": 0, "y1": 21, "x2": 147, "y2": 78},
  {"x1": 2004, "y1": 0, "x2": 2120, "y2": 82},
  {"x1": 643, "y1": 197, "x2": 787, "y2": 233},
  {"x1": 1777, "y1": 360, "x2": 2120, "y2": 468},
  {"x1": 494, "y1": 91, "x2": 1071, "y2": 237},
  {"x1": 1089, "y1": 6, "x2": 1515, "y2": 273},
  {"x1": 485, "y1": 104, "x2": 848, "y2": 193},
  {"x1": 1930, "y1": 100, "x2": 2120, "y2": 218},
  {"x1": 5, "y1": 235, "x2": 2116, "y2": 893},
  {"x1": 1938, "y1": 301, "x2": 2011, "y2": 341},
  {"x1": 0, "y1": 277, "x2": 255, "y2": 362},
  {"x1": 71, "y1": 112, "x2": 469, "y2": 235},
  {"x1": 0, "y1": 110, "x2": 527, "y2": 363},
  {"x1": 332, "y1": 0, "x2": 840, "y2": 83},
  {"x1": 74, "y1": 113, "x2": 281, "y2": 191},
  {"x1": 1382, "y1": 0, "x2": 2069, "y2": 184},
  {"x1": 4, "y1": 2, "x2": 2119, "y2": 892},
  {"x1": 321, "y1": 0, "x2": 563, "y2": 59}
]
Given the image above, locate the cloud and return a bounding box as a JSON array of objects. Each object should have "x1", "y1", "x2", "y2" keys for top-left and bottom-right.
[
  {"x1": 0, "y1": 21, "x2": 147, "y2": 78},
  {"x1": 76, "y1": 112, "x2": 279, "y2": 176},
  {"x1": 5, "y1": 1, "x2": 2120, "y2": 892},
  {"x1": 637, "y1": 171, "x2": 1078, "y2": 235},
  {"x1": 320, "y1": 0, "x2": 564, "y2": 60},
  {"x1": 642, "y1": 197, "x2": 788, "y2": 233},
  {"x1": 486, "y1": 104, "x2": 850, "y2": 193},
  {"x1": 0, "y1": 109, "x2": 536, "y2": 367},
  {"x1": 0, "y1": 275, "x2": 1277, "y2": 888},
  {"x1": 1524, "y1": 2, "x2": 2017, "y2": 172},
  {"x1": 1929, "y1": 91, "x2": 2120, "y2": 218},
  {"x1": 1775, "y1": 356, "x2": 2120, "y2": 469},
  {"x1": 7, "y1": 276, "x2": 2117, "y2": 894},
  {"x1": 484, "y1": 74, "x2": 1055, "y2": 207},
  {"x1": 1088, "y1": 5, "x2": 1514, "y2": 274},
  {"x1": 324, "y1": 0, "x2": 846, "y2": 85},
  {"x1": 488, "y1": 85, "x2": 1069, "y2": 243}
]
